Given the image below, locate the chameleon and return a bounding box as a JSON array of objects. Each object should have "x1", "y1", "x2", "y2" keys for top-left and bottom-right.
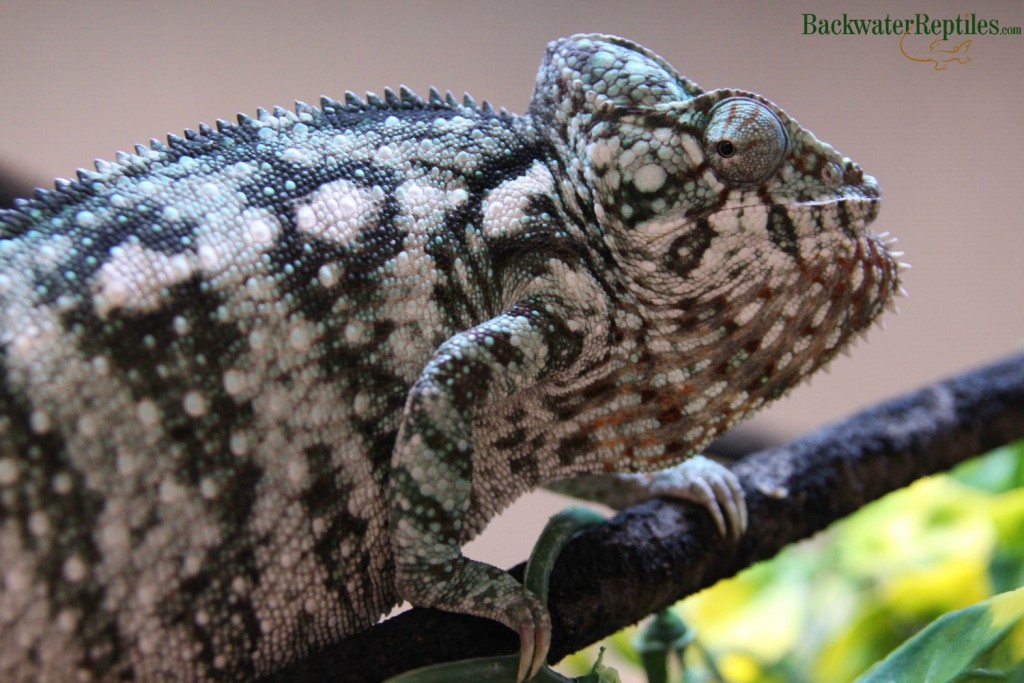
[{"x1": 0, "y1": 34, "x2": 901, "y2": 682}]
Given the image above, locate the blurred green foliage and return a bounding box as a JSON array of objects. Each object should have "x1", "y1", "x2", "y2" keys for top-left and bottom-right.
[
  {"x1": 558, "y1": 440, "x2": 1024, "y2": 683},
  {"x1": 857, "y1": 584, "x2": 1024, "y2": 682}
]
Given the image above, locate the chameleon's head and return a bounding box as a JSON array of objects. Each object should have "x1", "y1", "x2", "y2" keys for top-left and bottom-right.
[{"x1": 534, "y1": 35, "x2": 902, "y2": 445}]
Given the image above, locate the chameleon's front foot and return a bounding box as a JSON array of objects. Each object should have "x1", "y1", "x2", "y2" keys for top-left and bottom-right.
[
  {"x1": 605, "y1": 455, "x2": 747, "y2": 538},
  {"x1": 549, "y1": 455, "x2": 747, "y2": 540},
  {"x1": 661, "y1": 455, "x2": 747, "y2": 539}
]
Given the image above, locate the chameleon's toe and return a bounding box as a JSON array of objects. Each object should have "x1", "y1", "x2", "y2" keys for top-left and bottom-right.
[
  {"x1": 514, "y1": 600, "x2": 551, "y2": 681},
  {"x1": 656, "y1": 455, "x2": 748, "y2": 539},
  {"x1": 516, "y1": 625, "x2": 534, "y2": 683},
  {"x1": 726, "y1": 469, "x2": 748, "y2": 537},
  {"x1": 520, "y1": 618, "x2": 552, "y2": 683},
  {"x1": 532, "y1": 617, "x2": 552, "y2": 679},
  {"x1": 697, "y1": 459, "x2": 747, "y2": 539}
]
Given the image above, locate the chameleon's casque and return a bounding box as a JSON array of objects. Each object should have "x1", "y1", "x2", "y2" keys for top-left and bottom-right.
[{"x1": 0, "y1": 35, "x2": 900, "y2": 681}]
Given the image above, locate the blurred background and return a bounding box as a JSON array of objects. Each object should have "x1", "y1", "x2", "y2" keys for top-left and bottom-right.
[{"x1": 2, "y1": 0, "x2": 1022, "y2": 680}]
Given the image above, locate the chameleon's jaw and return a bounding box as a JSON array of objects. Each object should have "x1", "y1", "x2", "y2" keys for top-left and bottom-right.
[{"x1": 596, "y1": 183, "x2": 901, "y2": 462}]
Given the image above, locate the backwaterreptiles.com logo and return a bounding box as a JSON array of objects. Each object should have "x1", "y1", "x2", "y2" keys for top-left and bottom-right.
[{"x1": 802, "y1": 12, "x2": 1021, "y2": 70}]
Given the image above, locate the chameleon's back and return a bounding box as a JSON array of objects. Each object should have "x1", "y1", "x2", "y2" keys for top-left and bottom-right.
[{"x1": 0, "y1": 93, "x2": 546, "y2": 679}]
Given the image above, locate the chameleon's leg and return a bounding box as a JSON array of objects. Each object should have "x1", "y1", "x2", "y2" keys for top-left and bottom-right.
[
  {"x1": 384, "y1": 507, "x2": 605, "y2": 683},
  {"x1": 390, "y1": 299, "x2": 582, "y2": 682},
  {"x1": 546, "y1": 455, "x2": 747, "y2": 539}
]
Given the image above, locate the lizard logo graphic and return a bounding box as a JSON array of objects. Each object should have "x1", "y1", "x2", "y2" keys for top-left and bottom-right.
[{"x1": 899, "y1": 30, "x2": 973, "y2": 70}]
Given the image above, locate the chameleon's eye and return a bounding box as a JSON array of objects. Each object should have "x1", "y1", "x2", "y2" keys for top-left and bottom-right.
[{"x1": 704, "y1": 97, "x2": 787, "y2": 187}]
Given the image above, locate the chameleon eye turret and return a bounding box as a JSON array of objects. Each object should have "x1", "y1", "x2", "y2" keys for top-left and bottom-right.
[{"x1": 703, "y1": 97, "x2": 788, "y2": 186}]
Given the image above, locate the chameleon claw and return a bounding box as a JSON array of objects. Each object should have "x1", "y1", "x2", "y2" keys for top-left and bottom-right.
[
  {"x1": 702, "y1": 462, "x2": 747, "y2": 539},
  {"x1": 726, "y1": 472, "x2": 747, "y2": 540},
  {"x1": 701, "y1": 479, "x2": 729, "y2": 537},
  {"x1": 531, "y1": 620, "x2": 551, "y2": 679},
  {"x1": 515, "y1": 617, "x2": 550, "y2": 682},
  {"x1": 733, "y1": 474, "x2": 748, "y2": 536},
  {"x1": 516, "y1": 625, "x2": 535, "y2": 683}
]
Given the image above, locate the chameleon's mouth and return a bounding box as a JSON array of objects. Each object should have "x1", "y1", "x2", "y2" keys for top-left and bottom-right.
[
  {"x1": 785, "y1": 193, "x2": 882, "y2": 242},
  {"x1": 774, "y1": 161, "x2": 882, "y2": 227},
  {"x1": 785, "y1": 177, "x2": 880, "y2": 217}
]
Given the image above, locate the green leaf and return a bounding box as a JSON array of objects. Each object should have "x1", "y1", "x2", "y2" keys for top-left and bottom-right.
[
  {"x1": 855, "y1": 586, "x2": 1024, "y2": 683},
  {"x1": 953, "y1": 440, "x2": 1024, "y2": 493}
]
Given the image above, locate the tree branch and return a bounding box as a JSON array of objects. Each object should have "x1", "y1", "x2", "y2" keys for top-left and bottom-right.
[{"x1": 262, "y1": 352, "x2": 1024, "y2": 683}]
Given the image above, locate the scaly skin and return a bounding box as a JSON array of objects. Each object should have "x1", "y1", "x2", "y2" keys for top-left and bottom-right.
[{"x1": 0, "y1": 34, "x2": 900, "y2": 681}]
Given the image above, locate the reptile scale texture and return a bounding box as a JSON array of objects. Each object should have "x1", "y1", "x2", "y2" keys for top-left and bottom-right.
[{"x1": 0, "y1": 35, "x2": 901, "y2": 681}]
